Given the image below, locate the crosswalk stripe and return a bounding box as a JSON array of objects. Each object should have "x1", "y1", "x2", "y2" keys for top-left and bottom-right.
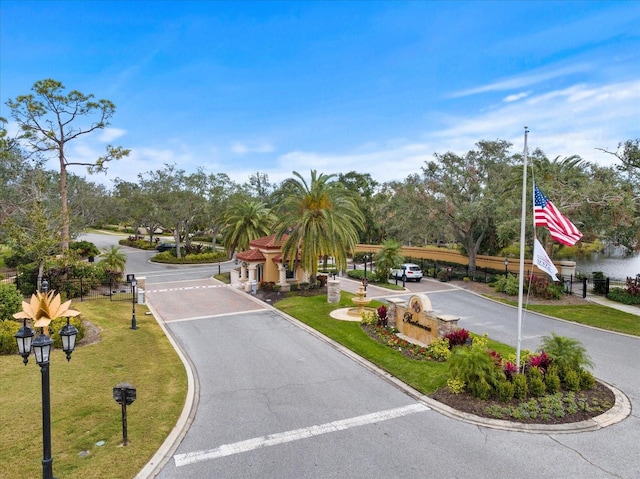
[{"x1": 174, "y1": 403, "x2": 430, "y2": 467}]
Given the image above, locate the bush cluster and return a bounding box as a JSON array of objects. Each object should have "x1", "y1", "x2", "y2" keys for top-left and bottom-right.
[{"x1": 447, "y1": 332, "x2": 596, "y2": 406}]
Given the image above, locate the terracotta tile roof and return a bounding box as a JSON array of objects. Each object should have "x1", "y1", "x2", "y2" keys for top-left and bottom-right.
[
  {"x1": 236, "y1": 249, "x2": 266, "y2": 261},
  {"x1": 249, "y1": 234, "x2": 288, "y2": 249}
]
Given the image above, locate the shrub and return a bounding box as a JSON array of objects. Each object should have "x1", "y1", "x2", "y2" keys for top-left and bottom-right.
[
  {"x1": 528, "y1": 350, "x2": 552, "y2": 373},
  {"x1": 513, "y1": 374, "x2": 528, "y2": 400},
  {"x1": 580, "y1": 369, "x2": 596, "y2": 390},
  {"x1": 444, "y1": 328, "x2": 470, "y2": 349},
  {"x1": 607, "y1": 287, "x2": 640, "y2": 305},
  {"x1": 447, "y1": 376, "x2": 466, "y2": 394},
  {"x1": 360, "y1": 311, "x2": 378, "y2": 326},
  {"x1": 376, "y1": 305, "x2": 388, "y2": 327},
  {"x1": 539, "y1": 333, "x2": 594, "y2": 371},
  {"x1": 69, "y1": 240, "x2": 100, "y2": 258},
  {"x1": 470, "y1": 377, "x2": 493, "y2": 400},
  {"x1": 592, "y1": 271, "x2": 607, "y2": 294},
  {"x1": 448, "y1": 345, "x2": 504, "y2": 399},
  {"x1": 0, "y1": 320, "x2": 20, "y2": 354},
  {"x1": 527, "y1": 275, "x2": 563, "y2": 300},
  {"x1": 0, "y1": 283, "x2": 23, "y2": 321},
  {"x1": 545, "y1": 371, "x2": 561, "y2": 394},
  {"x1": 528, "y1": 376, "x2": 547, "y2": 398},
  {"x1": 493, "y1": 273, "x2": 520, "y2": 295},
  {"x1": 564, "y1": 369, "x2": 581, "y2": 391},
  {"x1": 503, "y1": 361, "x2": 518, "y2": 381},
  {"x1": 427, "y1": 337, "x2": 451, "y2": 361},
  {"x1": 497, "y1": 380, "x2": 515, "y2": 402}
]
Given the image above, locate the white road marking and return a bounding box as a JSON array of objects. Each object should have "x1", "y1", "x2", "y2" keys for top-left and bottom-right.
[
  {"x1": 174, "y1": 403, "x2": 430, "y2": 467},
  {"x1": 146, "y1": 284, "x2": 231, "y2": 293}
]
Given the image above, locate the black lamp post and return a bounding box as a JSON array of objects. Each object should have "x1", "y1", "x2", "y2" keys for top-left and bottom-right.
[
  {"x1": 504, "y1": 258, "x2": 509, "y2": 275},
  {"x1": 127, "y1": 274, "x2": 138, "y2": 330},
  {"x1": 15, "y1": 318, "x2": 78, "y2": 479},
  {"x1": 363, "y1": 255, "x2": 368, "y2": 279}
]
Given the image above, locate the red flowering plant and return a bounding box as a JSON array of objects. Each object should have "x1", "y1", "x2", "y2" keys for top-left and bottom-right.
[
  {"x1": 488, "y1": 349, "x2": 503, "y2": 367},
  {"x1": 528, "y1": 350, "x2": 552, "y2": 373},
  {"x1": 443, "y1": 328, "x2": 470, "y2": 349},
  {"x1": 377, "y1": 305, "x2": 388, "y2": 327},
  {"x1": 503, "y1": 361, "x2": 518, "y2": 381}
]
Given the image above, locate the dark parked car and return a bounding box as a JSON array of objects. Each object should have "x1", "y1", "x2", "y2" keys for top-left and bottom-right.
[{"x1": 155, "y1": 242, "x2": 177, "y2": 252}]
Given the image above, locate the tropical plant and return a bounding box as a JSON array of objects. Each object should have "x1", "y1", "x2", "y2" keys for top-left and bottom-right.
[
  {"x1": 374, "y1": 239, "x2": 404, "y2": 282},
  {"x1": 448, "y1": 344, "x2": 505, "y2": 398},
  {"x1": 99, "y1": 245, "x2": 127, "y2": 280},
  {"x1": 221, "y1": 197, "x2": 276, "y2": 256},
  {"x1": 539, "y1": 333, "x2": 594, "y2": 371},
  {"x1": 272, "y1": 170, "x2": 364, "y2": 284}
]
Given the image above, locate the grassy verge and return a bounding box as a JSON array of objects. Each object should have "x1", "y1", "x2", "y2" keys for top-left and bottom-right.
[
  {"x1": 484, "y1": 296, "x2": 640, "y2": 336},
  {"x1": 276, "y1": 293, "x2": 509, "y2": 395},
  {"x1": 0, "y1": 301, "x2": 187, "y2": 479}
]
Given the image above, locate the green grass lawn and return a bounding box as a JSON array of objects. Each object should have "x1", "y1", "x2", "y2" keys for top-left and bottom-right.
[
  {"x1": 0, "y1": 301, "x2": 187, "y2": 479},
  {"x1": 486, "y1": 297, "x2": 640, "y2": 336},
  {"x1": 275, "y1": 291, "x2": 638, "y2": 398}
]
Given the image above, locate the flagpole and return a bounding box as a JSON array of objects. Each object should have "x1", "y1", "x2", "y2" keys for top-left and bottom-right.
[{"x1": 516, "y1": 127, "x2": 529, "y2": 370}]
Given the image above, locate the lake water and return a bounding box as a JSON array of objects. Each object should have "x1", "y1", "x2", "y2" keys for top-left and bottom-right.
[{"x1": 570, "y1": 246, "x2": 640, "y2": 280}]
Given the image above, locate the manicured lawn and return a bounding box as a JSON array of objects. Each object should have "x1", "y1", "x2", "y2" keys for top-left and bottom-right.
[
  {"x1": 0, "y1": 301, "x2": 187, "y2": 479},
  {"x1": 487, "y1": 297, "x2": 640, "y2": 337},
  {"x1": 275, "y1": 291, "x2": 636, "y2": 398}
]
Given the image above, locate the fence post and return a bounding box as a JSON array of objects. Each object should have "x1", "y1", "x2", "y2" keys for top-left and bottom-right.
[
  {"x1": 605, "y1": 277, "x2": 610, "y2": 297},
  {"x1": 80, "y1": 277, "x2": 84, "y2": 302},
  {"x1": 582, "y1": 277, "x2": 587, "y2": 298}
]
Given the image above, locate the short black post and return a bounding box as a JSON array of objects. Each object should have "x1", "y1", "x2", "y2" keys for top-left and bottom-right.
[{"x1": 582, "y1": 277, "x2": 587, "y2": 298}]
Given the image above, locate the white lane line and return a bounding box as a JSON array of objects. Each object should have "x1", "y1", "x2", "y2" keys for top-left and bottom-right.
[
  {"x1": 174, "y1": 403, "x2": 430, "y2": 467},
  {"x1": 166, "y1": 310, "x2": 265, "y2": 323},
  {"x1": 146, "y1": 284, "x2": 231, "y2": 293}
]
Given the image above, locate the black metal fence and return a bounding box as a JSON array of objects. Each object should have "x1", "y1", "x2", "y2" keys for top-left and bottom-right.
[
  {"x1": 399, "y1": 257, "x2": 635, "y2": 299},
  {"x1": 3, "y1": 275, "x2": 134, "y2": 302}
]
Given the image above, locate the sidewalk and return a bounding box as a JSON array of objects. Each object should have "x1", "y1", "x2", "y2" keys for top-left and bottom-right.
[{"x1": 584, "y1": 293, "x2": 640, "y2": 316}]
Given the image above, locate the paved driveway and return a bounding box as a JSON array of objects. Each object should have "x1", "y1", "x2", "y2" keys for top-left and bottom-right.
[{"x1": 142, "y1": 278, "x2": 640, "y2": 479}]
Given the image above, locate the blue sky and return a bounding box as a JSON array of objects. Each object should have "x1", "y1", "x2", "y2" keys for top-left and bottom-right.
[{"x1": 1, "y1": 0, "x2": 639, "y2": 188}]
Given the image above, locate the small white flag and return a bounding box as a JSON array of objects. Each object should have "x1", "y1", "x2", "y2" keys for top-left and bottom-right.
[{"x1": 533, "y1": 238, "x2": 559, "y2": 281}]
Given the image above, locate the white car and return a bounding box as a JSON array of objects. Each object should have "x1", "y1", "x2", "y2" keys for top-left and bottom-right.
[{"x1": 390, "y1": 263, "x2": 423, "y2": 282}]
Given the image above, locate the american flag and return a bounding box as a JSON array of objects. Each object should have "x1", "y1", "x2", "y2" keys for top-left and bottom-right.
[{"x1": 534, "y1": 185, "x2": 582, "y2": 246}]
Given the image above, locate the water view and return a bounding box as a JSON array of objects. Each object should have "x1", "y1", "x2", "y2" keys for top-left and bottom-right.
[{"x1": 571, "y1": 245, "x2": 640, "y2": 280}]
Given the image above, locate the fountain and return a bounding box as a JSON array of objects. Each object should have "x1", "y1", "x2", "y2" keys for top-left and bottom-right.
[
  {"x1": 349, "y1": 283, "x2": 372, "y2": 316},
  {"x1": 330, "y1": 283, "x2": 376, "y2": 321}
]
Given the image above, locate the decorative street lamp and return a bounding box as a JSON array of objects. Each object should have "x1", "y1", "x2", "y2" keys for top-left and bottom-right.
[
  {"x1": 363, "y1": 255, "x2": 368, "y2": 280},
  {"x1": 13, "y1": 289, "x2": 79, "y2": 479},
  {"x1": 504, "y1": 258, "x2": 509, "y2": 275},
  {"x1": 127, "y1": 274, "x2": 138, "y2": 330}
]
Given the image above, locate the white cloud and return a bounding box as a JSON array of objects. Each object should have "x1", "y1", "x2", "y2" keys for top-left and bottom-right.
[
  {"x1": 450, "y1": 64, "x2": 590, "y2": 98},
  {"x1": 504, "y1": 91, "x2": 530, "y2": 103},
  {"x1": 231, "y1": 141, "x2": 274, "y2": 155},
  {"x1": 99, "y1": 127, "x2": 126, "y2": 142}
]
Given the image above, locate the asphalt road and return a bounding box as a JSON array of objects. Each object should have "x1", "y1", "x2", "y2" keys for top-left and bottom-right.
[{"x1": 82, "y1": 233, "x2": 640, "y2": 478}]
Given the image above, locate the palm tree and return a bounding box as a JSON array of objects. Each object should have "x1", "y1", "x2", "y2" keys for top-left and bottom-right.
[
  {"x1": 272, "y1": 170, "x2": 364, "y2": 283},
  {"x1": 221, "y1": 197, "x2": 276, "y2": 256},
  {"x1": 374, "y1": 239, "x2": 404, "y2": 282},
  {"x1": 99, "y1": 245, "x2": 127, "y2": 281}
]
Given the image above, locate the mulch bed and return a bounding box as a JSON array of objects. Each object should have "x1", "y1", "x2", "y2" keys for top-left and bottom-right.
[{"x1": 431, "y1": 381, "x2": 615, "y2": 424}]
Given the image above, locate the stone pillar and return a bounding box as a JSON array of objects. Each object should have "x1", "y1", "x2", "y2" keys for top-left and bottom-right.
[
  {"x1": 240, "y1": 263, "x2": 247, "y2": 282},
  {"x1": 247, "y1": 264, "x2": 257, "y2": 282},
  {"x1": 385, "y1": 298, "x2": 406, "y2": 329},
  {"x1": 327, "y1": 279, "x2": 341, "y2": 303},
  {"x1": 436, "y1": 314, "x2": 460, "y2": 338}
]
